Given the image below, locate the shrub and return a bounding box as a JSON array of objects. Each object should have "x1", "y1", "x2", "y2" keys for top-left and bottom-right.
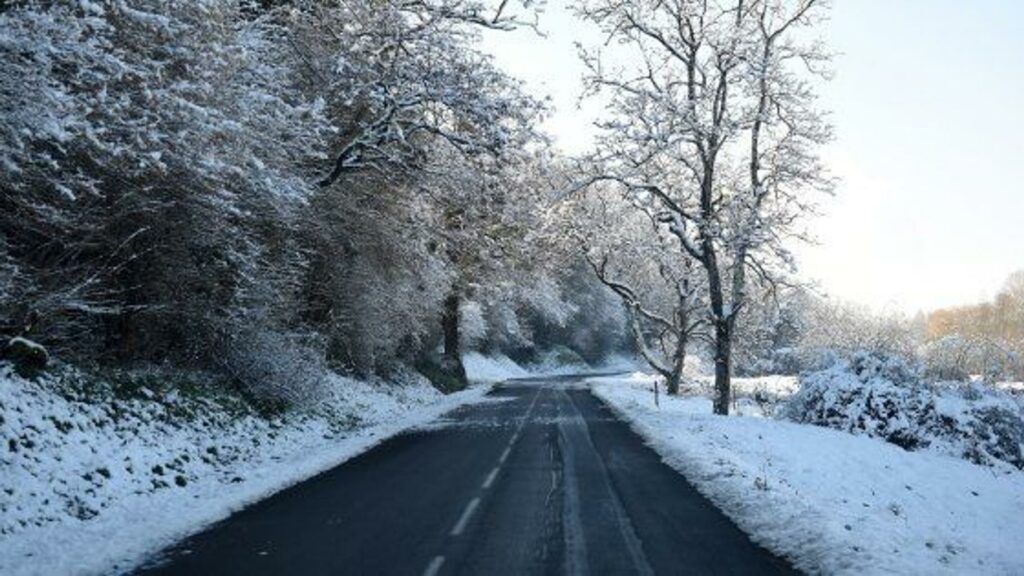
[
  {"x1": 3, "y1": 336, "x2": 49, "y2": 378},
  {"x1": 414, "y1": 356, "x2": 468, "y2": 394},
  {"x1": 782, "y1": 352, "x2": 932, "y2": 449},
  {"x1": 783, "y1": 351, "x2": 1024, "y2": 470},
  {"x1": 218, "y1": 329, "x2": 328, "y2": 409}
]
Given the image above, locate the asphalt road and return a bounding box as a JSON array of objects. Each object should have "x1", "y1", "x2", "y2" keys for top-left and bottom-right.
[{"x1": 135, "y1": 375, "x2": 797, "y2": 576}]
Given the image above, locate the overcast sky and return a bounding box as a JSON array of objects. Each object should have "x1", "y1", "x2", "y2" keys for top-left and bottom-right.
[{"x1": 481, "y1": 0, "x2": 1024, "y2": 314}]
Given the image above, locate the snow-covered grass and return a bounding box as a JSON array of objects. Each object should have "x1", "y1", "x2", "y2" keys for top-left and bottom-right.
[
  {"x1": 589, "y1": 373, "x2": 1024, "y2": 575},
  {"x1": 731, "y1": 374, "x2": 800, "y2": 396},
  {"x1": 0, "y1": 363, "x2": 490, "y2": 576},
  {"x1": 619, "y1": 369, "x2": 798, "y2": 418}
]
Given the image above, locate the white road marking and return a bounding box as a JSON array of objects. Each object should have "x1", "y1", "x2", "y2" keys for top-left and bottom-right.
[
  {"x1": 438, "y1": 387, "x2": 546, "y2": 562},
  {"x1": 479, "y1": 389, "x2": 541, "y2": 492},
  {"x1": 423, "y1": 555, "x2": 445, "y2": 576},
  {"x1": 450, "y1": 497, "x2": 481, "y2": 536},
  {"x1": 498, "y1": 389, "x2": 541, "y2": 465},
  {"x1": 482, "y1": 466, "x2": 500, "y2": 489}
]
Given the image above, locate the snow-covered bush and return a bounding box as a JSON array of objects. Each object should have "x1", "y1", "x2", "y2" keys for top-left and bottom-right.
[
  {"x1": 459, "y1": 300, "x2": 488, "y2": 350},
  {"x1": 218, "y1": 329, "x2": 328, "y2": 409},
  {"x1": 782, "y1": 352, "x2": 931, "y2": 449},
  {"x1": 2, "y1": 336, "x2": 49, "y2": 378},
  {"x1": 930, "y1": 383, "x2": 1024, "y2": 471},
  {"x1": 783, "y1": 352, "x2": 1024, "y2": 470}
]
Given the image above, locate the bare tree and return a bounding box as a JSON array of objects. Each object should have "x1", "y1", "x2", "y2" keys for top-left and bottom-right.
[
  {"x1": 573, "y1": 0, "x2": 833, "y2": 413},
  {"x1": 563, "y1": 190, "x2": 706, "y2": 395}
]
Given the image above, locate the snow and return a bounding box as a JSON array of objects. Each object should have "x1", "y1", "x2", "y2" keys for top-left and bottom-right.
[
  {"x1": 731, "y1": 374, "x2": 800, "y2": 396},
  {"x1": 601, "y1": 369, "x2": 798, "y2": 418},
  {"x1": 0, "y1": 364, "x2": 491, "y2": 576},
  {"x1": 462, "y1": 352, "x2": 645, "y2": 384},
  {"x1": 463, "y1": 352, "x2": 531, "y2": 383},
  {"x1": 6, "y1": 337, "x2": 46, "y2": 355},
  {"x1": 997, "y1": 381, "x2": 1024, "y2": 393},
  {"x1": 589, "y1": 373, "x2": 1024, "y2": 575}
]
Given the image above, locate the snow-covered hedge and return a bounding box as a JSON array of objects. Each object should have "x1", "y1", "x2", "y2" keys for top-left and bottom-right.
[{"x1": 783, "y1": 352, "x2": 1024, "y2": 471}]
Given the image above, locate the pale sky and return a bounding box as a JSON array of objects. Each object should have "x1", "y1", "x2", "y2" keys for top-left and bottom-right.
[{"x1": 481, "y1": 0, "x2": 1024, "y2": 314}]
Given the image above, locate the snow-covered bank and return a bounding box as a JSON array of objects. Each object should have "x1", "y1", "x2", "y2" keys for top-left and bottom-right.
[
  {"x1": 463, "y1": 351, "x2": 643, "y2": 384},
  {"x1": 463, "y1": 352, "x2": 532, "y2": 382},
  {"x1": 589, "y1": 374, "x2": 1024, "y2": 575},
  {"x1": 0, "y1": 364, "x2": 490, "y2": 576}
]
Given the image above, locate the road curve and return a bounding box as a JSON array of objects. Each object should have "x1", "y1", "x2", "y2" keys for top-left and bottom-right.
[{"x1": 135, "y1": 375, "x2": 796, "y2": 575}]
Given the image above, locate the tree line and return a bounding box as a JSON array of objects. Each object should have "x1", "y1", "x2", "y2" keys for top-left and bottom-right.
[
  {"x1": 0, "y1": 0, "x2": 629, "y2": 402},
  {"x1": 14, "y1": 0, "x2": 1004, "y2": 414},
  {"x1": 924, "y1": 272, "x2": 1024, "y2": 381}
]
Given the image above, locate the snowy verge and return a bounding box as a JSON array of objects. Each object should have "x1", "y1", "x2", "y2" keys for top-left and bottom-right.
[
  {"x1": 589, "y1": 373, "x2": 1024, "y2": 575},
  {"x1": 0, "y1": 364, "x2": 490, "y2": 576}
]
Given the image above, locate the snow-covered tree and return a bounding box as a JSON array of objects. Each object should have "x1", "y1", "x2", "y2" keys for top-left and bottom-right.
[
  {"x1": 271, "y1": 0, "x2": 544, "y2": 189},
  {"x1": 0, "y1": 1, "x2": 330, "y2": 365},
  {"x1": 273, "y1": 0, "x2": 546, "y2": 382},
  {"x1": 0, "y1": 0, "x2": 554, "y2": 398},
  {"x1": 426, "y1": 148, "x2": 570, "y2": 380},
  {"x1": 731, "y1": 285, "x2": 807, "y2": 375},
  {"x1": 559, "y1": 186, "x2": 706, "y2": 394},
  {"x1": 573, "y1": 0, "x2": 833, "y2": 413},
  {"x1": 797, "y1": 298, "x2": 922, "y2": 366}
]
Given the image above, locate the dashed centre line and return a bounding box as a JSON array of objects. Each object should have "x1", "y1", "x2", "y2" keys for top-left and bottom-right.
[
  {"x1": 450, "y1": 497, "x2": 481, "y2": 536},
  {"x1": 494, "y1": 388, "x2": 540, "y2": 469},
  {"x1": 422, "y1": 555, "x2": 445, "y2": 576},
  {"x1": 482, "y1": 466, "x2": 500, "y2": 489},
  {"x1": 424, "y1": 389, "x2": 544, "y2": 575}
]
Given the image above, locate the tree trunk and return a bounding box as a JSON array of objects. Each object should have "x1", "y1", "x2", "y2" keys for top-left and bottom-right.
[
  {"x1": 698, "y1": 156, "x2": 732, "y2": 415},
  {"x1": 441, "y1": 291, "x2": 467, "y2": 385},
  {"x1": 702, "y1": 246, "x2": 732, "y2": 415},
  {"x1": 704, "y1": 245, "x2": 732, "y2": 415},
  {"x1": 666, "y1": 356, "x2": 683, "y2": 396},
  {"x1": 666, "y1": 332, "x2": 687, "y2": 396},
  {"x1": 712, "y1": 319, "x2": 732, "y2": 415}
]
